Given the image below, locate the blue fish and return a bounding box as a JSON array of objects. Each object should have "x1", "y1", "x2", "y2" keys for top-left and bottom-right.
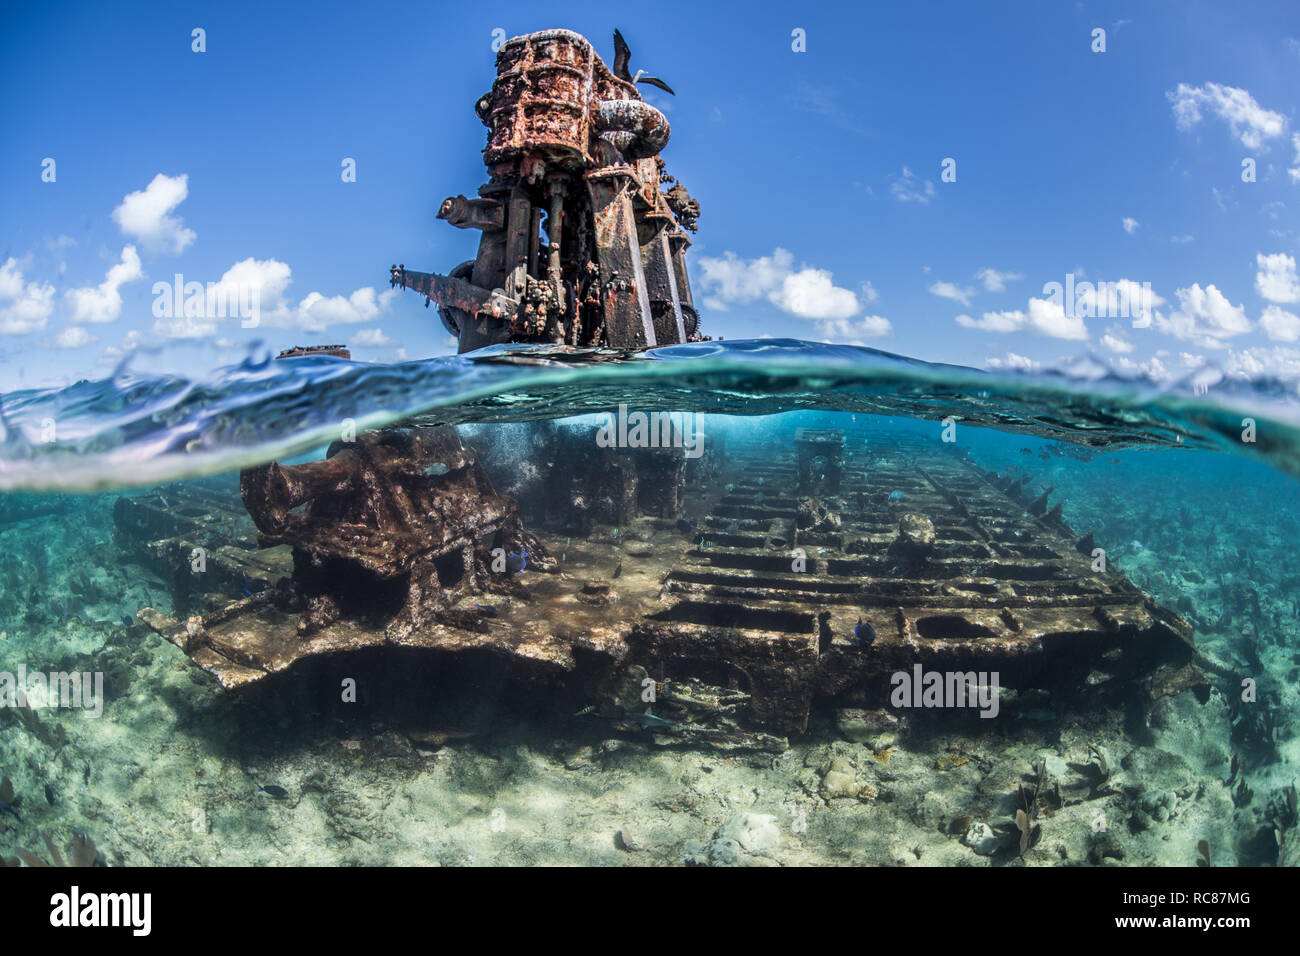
[
  {"x1": 506, "y1": 551, "x2": 528, "y2": 573},
  {"x1": 888, "y1": 491, "x2": 905, "y2": 502}
]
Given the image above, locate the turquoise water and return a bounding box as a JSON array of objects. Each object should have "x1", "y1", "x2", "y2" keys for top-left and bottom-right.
[{"x1": 0, "y1": 340, "x2": 1297, "y2": 866}]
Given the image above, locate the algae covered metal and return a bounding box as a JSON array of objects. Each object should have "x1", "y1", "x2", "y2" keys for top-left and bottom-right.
[{"x1": 389, "y1": 29, "x2": 704, "y2": 352}]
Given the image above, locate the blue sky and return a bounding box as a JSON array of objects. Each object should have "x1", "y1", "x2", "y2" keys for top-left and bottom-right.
[{"x1": 2, "y1": 0, "x2": 1299, "y2": 390}]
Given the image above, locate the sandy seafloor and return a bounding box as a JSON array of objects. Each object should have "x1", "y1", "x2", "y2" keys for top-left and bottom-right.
[{"x1": 1, "y1": 450, "x2": 1297, "y2": 867}]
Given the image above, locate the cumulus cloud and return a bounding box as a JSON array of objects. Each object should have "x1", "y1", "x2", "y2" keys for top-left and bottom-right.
[
  {"x1": 814, "y1": 314, "x2": 893, "y2": 344},
  {"x1": 1256, "y1": 253, "x2": 1300, "y2": 303},
  {"x1": 975, "y1": 268, "x2": 1022, "y2": 292},
  {"x1": 1223, "y1": 345, "x2": 1300, "y2": 380},
  {"x1": 1100, "y1": 325, "x2": 1135, "y2": 353},
  {"x1": 112, "y1": 173, "x2": 197, "y2": 255},
  {"x1": 1260, "y1": 305, "x2": 1300, "y2": 342},
  {"x1": 0, "y1": 257, "x2": 56, "y2": 334},
  {"x1": 928, "y1": 281, "x2": 974, "y2": 306},
  {"x1": 891, "y1": 166, "x2": 936, "y2": 204},
  {"x1": 1166, "y1": 82, "x2": 1287, "y2": 150},
  {"x1": 1122, "y1": 217, "x2": 1140, "y2": 234},
  {"x1": 54, "y1": 326, "x2": 99, "y2": 348},
  {"x1": 1075, "y1": 279, "x2": 1165, "y2": 328},
  {"x1": 350, "y1": 327, "x2": 393, "y2": 347},
  {"x1": 152, "y1": 256, "x2": 398, "y2": 339},
  {"x1": 984, "y1": 352, "x2": 1040, "y2": 371},
  {"x1": 1155, "y1": 283, "x2": 1251, "y2": 345},
  {"x1": 697, "y1": 248, "x2": 861, "y2": 320},
  {"x1": 64, "y1": 245, "x2": 144, "y2": 323},
  {"x1": 1290, "y1": 133, "x2": 1300, "y2": 184},
  {"x1": 956, "y1": 297, "x2": 1089, "y2": 340}
]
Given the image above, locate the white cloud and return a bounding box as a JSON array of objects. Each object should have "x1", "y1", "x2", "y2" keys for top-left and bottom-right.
[
  {"x1": 1112, "y1": 354, "x2": 1173, "y2": 381},
  {"x1": 54, "y1": 326, "x2": 99, "y2": 348},
  {"x1": 891, "y1": 166, "x2": 936, "y2": 204},
  {"x1": 112, "y1": 173, "x2": 197, "y2": 255},
  {"x1": 1166, "y1": 82, "x2": 1287, "y2": 150},
  {"x1": 1260, "y1": 305, "x2": 1300, "y2": 342},
  {"x1": 928, "y1": 281, "x2": 974, "y2": 306},
  {"x1": 351, "y1": 327, "x2": 392, "y2": 347},
  {"x1": 975, "y1": 268, "x2": 1022, "y2": 292},
  {"x1": 152, "y1": 256, "x2": 398, "y2": 339},
  {"x1": 1100, "y1": 325, "x2": 1135, "y2": 353},
  {"x1": 1223, "y1": 345, "x2": 1300, "y2": 379},
  {"x1": 1256, "y1": 252, "x2": 1300, "y2": 303},
  {"x1": 1122, "y1": 217, "x2": 1140, "y2": 234},
  {"x1": 1076, "y1": 279, "x2": 1165, "y2": 327},
  {"x1": 0, "y1": 258, "x2": 56, "y2": 334},
  {"x1": 956, "y1": 296, "x2": 1088, "y2": 340},
  {"x1": 65, "y1": 245, "x2": 144, "y2": 323},
  {"x1": 1155, "y1": 283, "x2": 1251, "y2": 345},
  {"x1": 697, "y1": 248, "x2": 861, "y2": 320},
  {"x1": 815, "y1": 314, "x2": 893, "y2": 344},
  {"x1": 1171, "y1": 234, "x2": 1195, "y2": 244},
  {"x1": 984, "y1": 352, "x2": 1039, "y2": 371},
  {"x1": 1290, "y1": 132, "x2": 1300, "y2": 183}
]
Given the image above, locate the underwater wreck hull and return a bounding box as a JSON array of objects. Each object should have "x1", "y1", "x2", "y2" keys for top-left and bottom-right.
[{"x1": 126, "y1": 424, "x2": 1203, "y2": 740}]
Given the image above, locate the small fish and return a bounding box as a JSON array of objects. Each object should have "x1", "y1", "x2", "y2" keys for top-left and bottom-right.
[
  {"x1": 612, "y1": 560, "x2": 623, "y2": 579},
  {"x1": 724, "y1": 483, "x2": 735, "y2": 493},
  {"x1": 573, "y1": 705, "x2": 597, "y2": 717},
  {"x1": 256, "y1": 784, "x2": 289, "y2": 799},
  {"x1": 625, "y1": 710, "x2": 679, "y2": 730},
  {"x1": 44, "y1": 783, "x2": 55, "y2": 805},
  {"x1": 120, "y1": 615, "x2": 134, "y2": 627},
  {"x1": 888, "y1": 491, "x2": 905, "y2": 502},
  {"x1": 506, "y1": 551, "x2": 528, "y2": 574},
  {"x1": 854, "y1": 617, "x2": 876, "y2": 645}
]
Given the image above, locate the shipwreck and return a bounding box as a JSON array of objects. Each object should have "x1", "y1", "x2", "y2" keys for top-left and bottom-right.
[
  {"x1": 389, "y1": 28, "x2": 703, "y2": 352},
  {"x1": 114, "y1": 30, "x2": 1205, "y2": 750}
]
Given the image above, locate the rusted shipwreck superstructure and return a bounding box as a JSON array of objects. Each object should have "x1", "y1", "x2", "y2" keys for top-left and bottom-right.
[
  {"x1": 389, "y1": 28, "x2": 703, "y2": 352},
  {"x1": 119, "y1": 425, "x2": 1203, "y2": 745}
]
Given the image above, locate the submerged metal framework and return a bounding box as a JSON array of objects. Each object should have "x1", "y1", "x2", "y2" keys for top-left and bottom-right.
[
  {"x1": 120, "y1": 427, "x2": 1201, "y2": 742},
  {"x1": 389, "y1": 29, "x2": 703, "y2": 352}
]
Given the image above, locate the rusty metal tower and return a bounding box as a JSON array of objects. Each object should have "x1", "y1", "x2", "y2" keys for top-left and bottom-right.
[{"x1": 390, "y1": 28, "x2": 703, "y2": 352}]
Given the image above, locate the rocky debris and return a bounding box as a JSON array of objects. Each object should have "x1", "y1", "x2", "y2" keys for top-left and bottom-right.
[
  {"x1": 819, "y1": 756, "x2": 878, "y2": 802},
  {"x1": 683, "y1": 812, "x2": 781, "y2": 865},
  {"x1": 835, "y1": 708, "x2": 902, "y2": 750},
  {"x1": 892, "y1": 512, "x2": 936, "y2": 559},
  {"x1": 962, "y1": 822, "x2": 1002, "y2": 856}
]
